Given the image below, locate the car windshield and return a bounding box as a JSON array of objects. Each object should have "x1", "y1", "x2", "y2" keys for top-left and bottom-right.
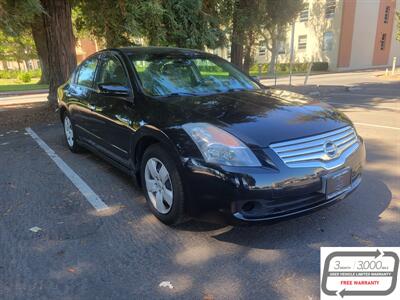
[{"x1": 129, "y1": 54, "x2": 260, "y2": 97}]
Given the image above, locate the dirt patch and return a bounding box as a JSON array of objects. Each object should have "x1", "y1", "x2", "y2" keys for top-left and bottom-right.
[{"x1": 0, "y1": 102, "x2": 59, "y2": 131}]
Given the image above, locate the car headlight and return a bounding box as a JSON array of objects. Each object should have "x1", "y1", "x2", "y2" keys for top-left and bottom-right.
[{"x1": 182, "y1": 123, "x2": 261, "y2": 167}]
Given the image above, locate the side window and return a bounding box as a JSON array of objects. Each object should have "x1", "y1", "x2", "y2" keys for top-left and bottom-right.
[
  {"x1": 76, "y1": 57, "x2": 98, "y2": 88},
  {"x1": 97, "y1": 56, "x2": 128, "y2": 87}
]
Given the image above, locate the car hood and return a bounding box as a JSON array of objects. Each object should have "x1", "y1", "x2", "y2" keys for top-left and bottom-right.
[{"x1": 158, "y1": 89, "x2": 353, "y2": 148}]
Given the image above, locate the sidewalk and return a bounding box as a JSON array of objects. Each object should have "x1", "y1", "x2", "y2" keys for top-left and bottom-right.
[
  {"x1": 260, "y1": 69, "x2": 389, "y2": 87},
  {"x1": 0, "y1": 89, "x2": 49, "y2": 97},
  {"x1": 0, "y1": 93, "x2": 48, "y2": 106}
]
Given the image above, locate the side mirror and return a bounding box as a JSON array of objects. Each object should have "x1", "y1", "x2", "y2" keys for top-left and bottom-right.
[
  {"x1": 98, "y1": 83, "x2": 129, "y2": 97},
  {"x1": 251, "y1": 76, "x2": 268, "y2": 89}
]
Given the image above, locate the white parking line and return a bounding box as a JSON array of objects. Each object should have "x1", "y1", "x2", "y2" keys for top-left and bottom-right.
[
  {"x1": 354, "y1": 122, "x2": 400, "y2": 131},
  {"x1": 25, "y1": 127, "x2": 109, "y2": 211}
]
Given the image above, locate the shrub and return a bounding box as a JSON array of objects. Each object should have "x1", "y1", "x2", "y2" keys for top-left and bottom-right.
[
  {"x1": 249, "y1": 63, "x2": 270, "y2": 74},
  {"x1": 277, "y1": 64, "x2": 288, "y2": 72},
  {"x1": 311, "y1": 62, "x2": 329, "y2": 71},
  {"x1": 0, "y1": 69, "x2": 42, "y2": 79},
  {"x1": 250, "y1": 61, "x2": 329, "y2": 73},
  {"x1": 17, "y1": 72, "x2": 32, "y2": 83},
  {"x1": 0, "y1": 70, "x2": 19, "y2": 79}
]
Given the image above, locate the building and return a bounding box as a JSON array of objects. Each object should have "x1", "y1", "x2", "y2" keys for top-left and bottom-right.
[
  {"x1": 75, "y1": 38, "x2": 98, "y2": 63},
  {"x1": 256, "y1": 0, "x2": 400, "y2": 71},
  {"x1": 0, "y1": 59, "x2": 41, "y2": 71}
]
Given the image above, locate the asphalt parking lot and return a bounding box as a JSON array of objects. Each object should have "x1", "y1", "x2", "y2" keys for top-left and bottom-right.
[{"x1": 0, "y1": 81, "x2": 399, "y2": 299}]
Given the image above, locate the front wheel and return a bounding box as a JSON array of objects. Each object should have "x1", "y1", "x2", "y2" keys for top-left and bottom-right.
[
  {"x1": 140, "y1": 144, "x2": 185, "y2": 225},
  {"x1": 62, "y1": 113, "x2": 81, "y2": 153}
]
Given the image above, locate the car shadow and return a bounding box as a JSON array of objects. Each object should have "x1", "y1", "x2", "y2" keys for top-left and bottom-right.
[
  {"x1": 211, "y1": 178, "x2": 392, "y2": 249},
  {"x1": 275, "y1": 81, "x2": 400, "y2": 111}
]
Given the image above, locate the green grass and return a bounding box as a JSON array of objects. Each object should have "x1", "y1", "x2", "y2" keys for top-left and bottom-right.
[{"x1": 0, "y1": 78, "x2": 48, "y2": 92}]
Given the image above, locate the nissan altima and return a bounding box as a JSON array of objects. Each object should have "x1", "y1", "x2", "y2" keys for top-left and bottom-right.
[{"x1": 58, "y1": 47, "x2": 366, "y2": 224}]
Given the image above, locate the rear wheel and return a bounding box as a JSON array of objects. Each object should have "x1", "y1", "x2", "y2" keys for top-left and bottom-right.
[
  {"x1": 62, "y1": 113, "x2": 81, "y2": 153},
  {"x1": 140, "y1": 144, "x2": 185, "y2": 225}
]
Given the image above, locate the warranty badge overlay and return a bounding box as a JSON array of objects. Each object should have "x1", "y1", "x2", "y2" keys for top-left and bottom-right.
[{"x1": 321, "y1": 247, "x2": 399, "y2": 299}]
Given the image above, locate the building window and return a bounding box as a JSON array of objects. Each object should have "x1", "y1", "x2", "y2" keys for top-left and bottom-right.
[
  {"x1": 323, "y1": 32, "x2": 334, "y2": 51},
  {"x1": 384, "y1": 6, "x2": 390, "y2": 24},
  {"x1": 299, "y1": 4, "x2": 309, "y2": 22},
  {"x1": 298, "y1": 35, "x2": 307, "y2": 50},
  {"x1": 325, "y1": 0, "x2": 336, "y2": 18},
  {"x1": 380, "y1": 33, "x2": 387, "y2": 50},
  {"x1": 259, "y1": 41, "x2": 267, "y2": 56}
]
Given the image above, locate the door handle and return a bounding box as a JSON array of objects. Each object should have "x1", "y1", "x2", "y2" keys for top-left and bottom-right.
[{"x1": 88, "y1": 104, "x2": 96, "y2": 111}]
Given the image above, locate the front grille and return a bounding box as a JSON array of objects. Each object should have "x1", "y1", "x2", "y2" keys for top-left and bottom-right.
[{"x1": 269, "y1": 126, "x2": 359, "y2": 169}]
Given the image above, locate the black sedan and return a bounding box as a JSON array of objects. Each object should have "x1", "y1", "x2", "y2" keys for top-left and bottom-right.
[{"x1": 58, "y1": 47, "x2": 366, "y2": 224}]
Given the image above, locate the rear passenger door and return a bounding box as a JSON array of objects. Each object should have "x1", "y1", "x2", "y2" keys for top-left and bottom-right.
[{"x1": 69, "y1": 56, "x2": 100, "y2": 144}]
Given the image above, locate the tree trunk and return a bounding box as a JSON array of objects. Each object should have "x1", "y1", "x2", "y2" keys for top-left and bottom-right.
[
  {"x1": 230, "y1": 1, "x2": 245, "y2": 70},
  {"x1": 268, "y1": 29, "x2": 278, "y2": 75},
  {"x1": 37, "y1": 58, "x2": 49, "y2": 84},
  {"x1": 243, "y1": 31, "x2": 256, "y2": 75},
  {"x1": 31, "y1": 15, "x2": 50, "y2": 84},
  {"x1": 1, "y1": 60, "x2": 8, "y2": 71},
  {"x1": 2, "y1": 61, "x2": 9, "y2": 70},
  {"x1": 38, "y1": 0, "x2": 77, "y2": 106},
  {"x1": 24, "y1": 60, "x2": 30, "y2": 70}
]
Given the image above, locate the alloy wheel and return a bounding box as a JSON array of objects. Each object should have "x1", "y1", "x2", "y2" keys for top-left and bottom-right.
[
  {"x1": 64, "y1": 115, "x2": 74, "y2": 147},
  {"x1": 144, "y1": 158, "x2": 174, "y2": 214}
]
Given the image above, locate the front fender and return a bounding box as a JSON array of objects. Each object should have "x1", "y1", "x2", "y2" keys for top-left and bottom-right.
[{"x1": 131, "y1": 125, "x2": 187, "y2": 172}]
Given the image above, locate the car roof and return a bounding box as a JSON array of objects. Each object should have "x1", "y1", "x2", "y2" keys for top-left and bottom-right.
[{"x1": 100, "y1": 46, "x2": 215, "y2": 58}]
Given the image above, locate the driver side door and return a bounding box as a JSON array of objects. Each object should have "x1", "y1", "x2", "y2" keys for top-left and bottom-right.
[{"x1": 91, "y1": 53, "x2": 139, "y2": 167}]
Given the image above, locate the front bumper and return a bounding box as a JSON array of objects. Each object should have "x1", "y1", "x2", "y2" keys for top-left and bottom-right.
[
  {"x1": 182, "y1": 138, "x2": 366, "y2": 221},
  {"x1": 233, "y1": 175, "x2": 361, "y2": 221}
]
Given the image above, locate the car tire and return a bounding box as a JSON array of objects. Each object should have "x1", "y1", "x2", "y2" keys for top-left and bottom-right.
[
  {"x1": 140, "y1": 144, "x2": 185, "y2": 225},
  {"x1": 62, "y1": 112, "x2": 81, "y2": 153}
]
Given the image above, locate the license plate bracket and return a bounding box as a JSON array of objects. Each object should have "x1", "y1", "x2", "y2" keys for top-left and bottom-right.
[{"x1": 323, "y1": 168, "x2": 352, "y2": 199}]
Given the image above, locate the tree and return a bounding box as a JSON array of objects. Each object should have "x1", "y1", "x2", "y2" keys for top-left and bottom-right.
[
  {"x1": 230, "y1": 0, "x2": 256, "y2": 71},
  {"x1": 0, "y1": 31, "x2": 37, "y2": 70},
  {"x1": 160, "y1": 0, "x2": 226, "y2": 49},
  {"x1": 1, "y1": 0, "x2": 77, "y2": 105},
  {"x1": 0, "y1": 31, "x2": 12, "y2": 68},
  {"x1": 74, "y1": 0, "x2": 143, "y2": 48},
  {"x1": 74, "y1": 0, "x2": 227, "y2": 50},
  {"x1": 259, "y1": 0, "x2": 303, "y2": 74},
  {"x1": 38, "y1": 0, "x2": 77, "y2": 104},
  {"x1": 31, "y1": 14, "x2": 50, "y2": 83},
  {"x1": 0, "y1": 0, "x2": 49, "y2": 80},
  {"x1": 0, "y1": 0, "x2": 42, "y2": 34},
  {"x1": 228, "y1": 0, "x2": 302, "y2": 74}
]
